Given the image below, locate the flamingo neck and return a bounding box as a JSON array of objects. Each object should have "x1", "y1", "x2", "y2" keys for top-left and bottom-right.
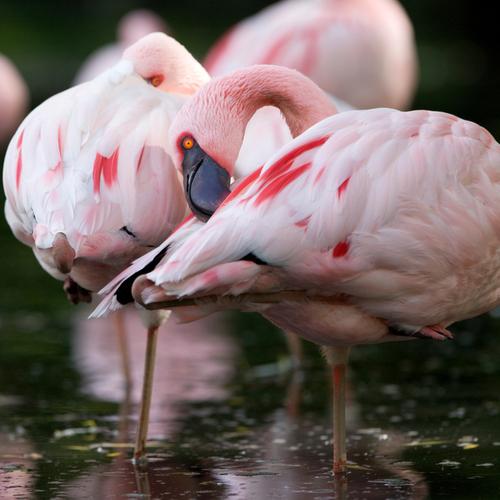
[{"x1": 230, "y1": 65, "x2": 336, "y2": 139}]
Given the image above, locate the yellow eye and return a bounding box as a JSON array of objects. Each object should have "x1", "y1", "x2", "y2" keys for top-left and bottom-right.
[
  {"x1": 150, "y1": 75, "x2": 163, "y2": 87},
  {"x1": 182, "y1": 137, "x2": 194, "y2": 150}
]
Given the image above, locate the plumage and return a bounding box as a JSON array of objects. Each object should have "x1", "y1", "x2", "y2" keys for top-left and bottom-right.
[
  {"x1": 92, "y1": 64, "x2": 500, "y2": 345},
  {"x1": 3, "y1": 33, "x2": 210, "y2": 293},
  {"x1": 96, "y1": 107, "x2": 500, "y2": 344}
]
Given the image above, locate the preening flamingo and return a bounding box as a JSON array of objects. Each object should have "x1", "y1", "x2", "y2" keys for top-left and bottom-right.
[
  {"x1": 3, "y1": 32, "x2": 210, "y2": 463},
  {"x1": 74, "y1": 9, "x2": 169, "y2": 84},
  {"x1": 93, "y1": 65, "x2": 500, "y2": 473},
  {"x1": 0, "y1": 54, "x2": 29, "y2": 144}
]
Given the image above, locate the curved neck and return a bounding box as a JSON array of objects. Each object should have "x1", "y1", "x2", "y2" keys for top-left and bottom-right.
[{"x1": 228, "y1": 65, "x2": 336, "y2": 139}]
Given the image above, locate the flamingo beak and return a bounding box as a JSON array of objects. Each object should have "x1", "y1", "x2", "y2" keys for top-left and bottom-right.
[{"x1": 182, "y1": 144, "x2": 231, "y2": 222}]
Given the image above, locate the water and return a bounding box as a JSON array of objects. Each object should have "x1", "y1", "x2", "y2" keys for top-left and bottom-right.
[{"x1": 2, "y1": 252, "x2": 500, "y2": 499}]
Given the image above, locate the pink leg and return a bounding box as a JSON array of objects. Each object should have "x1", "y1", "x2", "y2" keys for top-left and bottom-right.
[
  {"x1": 324, "y1": 346, "x2": 350, "y2": 475},
  {"x1": 284, "y1": 330, "x2": 303, "y2": 369},
  {"x1": 134, "y1": 325, "x2": 159, "y2": 468},
  {"x1": 113, "y1": 310, "x2": 132, "y2": 393}
]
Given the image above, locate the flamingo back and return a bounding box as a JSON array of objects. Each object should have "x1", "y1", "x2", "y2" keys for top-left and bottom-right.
[
  {"x1": 3, "y1": 60, "x2": 188, "y2": 289},
  {"x1": 95, "y1": 108, "x2": 500, "y2": 331}
]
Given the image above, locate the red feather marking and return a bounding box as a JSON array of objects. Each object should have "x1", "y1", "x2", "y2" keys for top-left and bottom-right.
[
  {"x1": 103, "y1": 148, "x2": 119, "y2": 187},
  {"x1": 332, "y1": 240, "x2": 349, "y2": 258},
  {"x1": 204, "y1": 26, "x2": 237, "y2": 71},
  {"x1": 93, "y1": 148, "x2": 119, "y2": 194},
  {"x1": 295, "y1": 216, "x2": 311, "y2": 229},
  {"x1": 137, "y1": 145, "x2": 146, "y2": 172},
  {"x1": 337, "y1": 177, "x2": 350, "y2": 198},
  {"x1": 92, "y1": 155, "x2": 103, "y2": 193},
  {"x1": 15, "y1": 131, "x2": 24, "y2": 190},
  {"x1": 314, "y1": 166, "x2": 326, "y2": 185},
  {"x1": 57, "y1": 127, "x2": 63, "y2": 156},
  {"x1": 261, "y1": 136, "x2": 328, "y2": 184},
  {"x1": 219, "y1": 166, "x2": 263, "y2": 209},
  {"x1": 255, "y1": 162, "x2": 311, "y2": 206}
]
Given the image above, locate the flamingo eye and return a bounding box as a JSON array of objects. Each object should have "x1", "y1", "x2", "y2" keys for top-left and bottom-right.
[
  {"x1": 149, "y1": 75, "x2": 164, "y2": 87},
  {"x1": 181, "y1": 136, "x2": 195, "y2": 150}
]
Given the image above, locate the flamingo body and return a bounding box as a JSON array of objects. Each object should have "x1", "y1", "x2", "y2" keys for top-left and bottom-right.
[
  {"x1": 0, "y1": 55, "x2": 29, "y2": 144},
  {"x1": 95, "y1": 73, "x2": 500, "y2": 347},
  {"x1": 3, "y1": 34, "x2": 209, "y2": 294},
  {"x1": 205, "y1": 0, "x2": 417, "y2": 110}
]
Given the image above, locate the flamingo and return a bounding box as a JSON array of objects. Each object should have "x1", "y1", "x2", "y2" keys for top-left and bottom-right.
[
  {"x1": 93, "y1": 65, "x2": 500, "y2": 473},
  {"x1": 2, "y1": 32, "x2": 211, "y2": 463},
  {"x1": 74, "y1": 9, "x2": 169, "y2": 84},
  {"x1": 0, "y1": 54, "x2": 29, "y2": 144},
  {"x1": 204, "y1": 0, "x2": 417, "y2": 110}
]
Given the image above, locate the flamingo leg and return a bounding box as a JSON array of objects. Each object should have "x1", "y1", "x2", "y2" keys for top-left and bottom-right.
[
  {"x1": 133, "y1": 325, "x2": 159, "y2": 468},
  {"x1": 113, "y1": 309, "x2": 133, "y2": 394},
  {"x1": 284, "y1": 330, "x2": 303, "y2": 369},
  {"x1": 324, "y1": 346, "x2": 351, "y2": 474}
]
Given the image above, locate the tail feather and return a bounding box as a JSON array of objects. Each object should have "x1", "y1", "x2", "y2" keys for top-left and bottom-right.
[{"x1": 90, "y1": 215, "x2": 202, "y2": 318}]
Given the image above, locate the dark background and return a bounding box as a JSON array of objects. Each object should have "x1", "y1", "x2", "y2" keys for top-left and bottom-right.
[{"x1": 1, "y1": 0, "x2": 499, "y2": 135}]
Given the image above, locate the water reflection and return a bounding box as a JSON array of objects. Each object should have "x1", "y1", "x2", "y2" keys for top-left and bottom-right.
[
  {"x1": 0, "y1": 429, "x2": 35, "y2": 498},
  {"x1": 2, "y1": 309, "x2": 500, "y2": 497},
  {"x1": 72, "y1": 308, "x2": 238, "y2": 439}
]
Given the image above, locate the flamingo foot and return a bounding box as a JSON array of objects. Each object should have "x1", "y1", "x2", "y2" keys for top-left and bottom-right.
[
  {"x1": 416, "y1": 324, "x2": 454, "y2": 341},
  {"x1": 63, "y1": 277, "x2": 92, "y2": 305}
]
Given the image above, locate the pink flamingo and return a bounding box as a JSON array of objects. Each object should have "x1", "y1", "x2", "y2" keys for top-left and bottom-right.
[
  {"x1": 0, "y1": 54, "x2": 29, "y2": 144},
  {"x1": 205, "y1": 0, "x2": 418, "y2": 110},
  {"x1": 74, "y1": 10, "x2": 169, "y2": 84},
  {"x1": 2, "y1": 33, "x2": 210, "y2": 463},
  {"x1": 93, "y1": 65, "x2": 500, "y2": 473}
]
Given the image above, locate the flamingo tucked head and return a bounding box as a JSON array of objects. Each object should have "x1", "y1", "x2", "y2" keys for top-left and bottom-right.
[
  {"x1": 123, "y1": 32, "x2": 210, "y2": 95},
  {"x1": 168, "y1": 65, "x2": 336, "y2": 221}
]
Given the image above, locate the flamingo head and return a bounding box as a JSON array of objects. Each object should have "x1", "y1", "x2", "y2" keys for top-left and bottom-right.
[
  {"x1": 168, "y1": 74, "x2": 251, "y2": 221},
  {"x1": 123, "y1": 32, "x2": 210, "y2": 95},
  {"x1": 168, "y1": 65, "x2": 334, "y2": 222}
]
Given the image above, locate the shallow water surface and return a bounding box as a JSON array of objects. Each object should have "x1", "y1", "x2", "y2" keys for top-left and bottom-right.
[{"x1": 2, "y1": 289, "x2": 500, "y2": 499}]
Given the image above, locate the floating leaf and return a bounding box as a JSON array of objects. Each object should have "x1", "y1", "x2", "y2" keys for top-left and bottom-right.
[
  {"x1": 438, "y1": 460, "x2": 461, "y2": 467},
  {"x1": 406, "y1": 439, "x2": 450, "y2": 447},
  {"x1": 461, "y1": 444, "x2": 479, "y2": 450},
  {"x1": 66, "y1": 445, "x2": 90, "y2": 452}
]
